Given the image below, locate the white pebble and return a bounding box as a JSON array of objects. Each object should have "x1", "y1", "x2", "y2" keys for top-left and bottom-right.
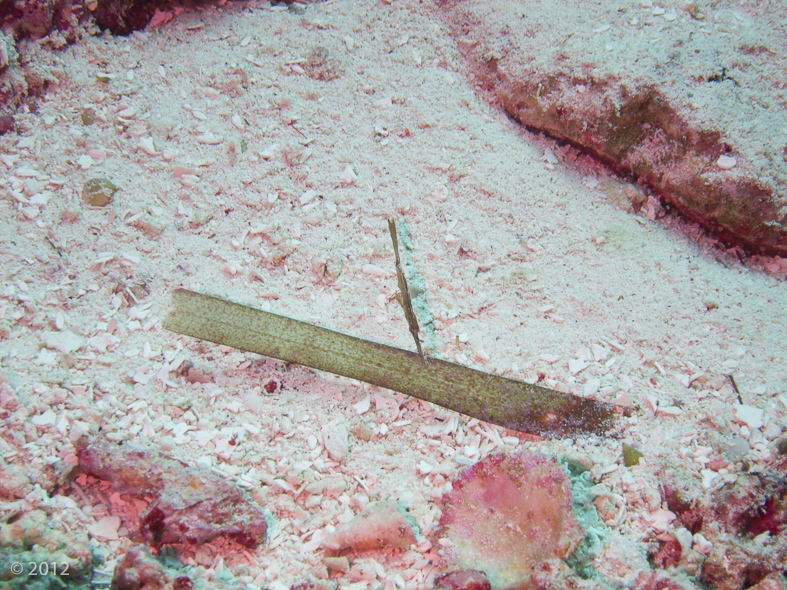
[
  {"x1": 568, "y1": 359, "x2": 588, "y2": 374},
  {"x1": 54, "y1": 311, "x2": 66, "y2": 331},
  {"x1": 716, "y1": 155, "x2": 737, "y2": 170},
  {"x1": 31, "y1": 409, "x2": 58, "y2": 426},
  {"x1": 44, "y1": 330, "x2": 85, "y2": 354},
  {"x1": 576, "y1": 347, "x2": 592, "y2": 361},
  {"x1": 733, "y1": 403, "x2": 764, "y2": 430},
  {"x1": 260, "y1": 144, "x2": 278, "y2": 159},
  {"x1": 139, "y1": 135, "x2": 156, "y2": 156},
  {"x1": 538, "y1": 354, "x2": 560, "y2": 364},
  {"x1": 77, "y1": 154, "x2": 94, "y2": 169},
  {"x1": 323, "y1": 423, "x2": 349, "y2": 463},
  {"x1": 339, "y1": 164, "x2": 357, "y2": 184},
  {"x1": 693, "y1": 533, "x2": 712, "y2": 554},
  {"x1": 582, "y1": 378, "x2": 601, "y2": 397},
  {"x1": 87, "y1": 516, "x2": 121, "y2": 541},
  {"x1": 353, "y1": 395, "x2": 371, "y2": 414},
  {"x1": 701, "y1": 469, "x2": 718, "y2": 489},
  {"x1": 543, "y1": 148, "x2": 558, "y2": 164},
  {"x1": 197, "y1": 132, "x2": 223, "y2": 145},
  {"x1": 592, "y1": 343, "x2": 609, "y2": 361},
  {"x1": 417, "y1": 461, "x2": 433, "y2": 475},
  {"x1": 300, "y1": 190, "x2": 317, "y2": 205}
]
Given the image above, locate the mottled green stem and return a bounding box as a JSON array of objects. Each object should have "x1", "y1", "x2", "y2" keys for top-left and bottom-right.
[{"x1": 164, "y1": 288, "x2": 618, "y2": 438}]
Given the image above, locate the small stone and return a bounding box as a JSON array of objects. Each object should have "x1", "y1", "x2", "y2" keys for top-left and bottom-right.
[
  {"x1": 260, "y1": 143, "x2": 278, "y2": 159},
  {"x1": 196, "y1": 132, "x2": 223, "y2": 145},
  {"x1": 716, "y1": 155, "x2": 737, "y2": 170},
  {"x1": 568, "y1": 358, "x2": 588, "y2": 374},
  {"x1": 77, "y1": 154, "x2": 95, "y2": 169},
  {"x1": 353, "y1": 395, "x2": 371, "y2": 415},
  {"x1": 693, "y1": 533, "x2": 712, "y2": 554},
  {"x1": 321, "y1": 500, "x2": 416, "y2": 552},
  {"x1": 323, "y1": 423, "x2": 349, "y2": 463},
  {"x1": 82, "y1": 178, "x2": 117, "y2": 207},
  {"x1": 339, "y1": 164, "x2": 357, "y2": 184},
  {"x1": 31, "y1": 409, "x2": 58, "y2": 426},
  {"x1": 324, "y1": 556, "x2": 350, "y2": 574},
  {"x1": 362, "y1": 264, "x2": 388, "y2": 277},
  {"x1": 475, "y1": 349, "x2": 490, "y2": 363},
  {"x1": 138, "y1": 136, "x2": 157, "y2": 155},
  {"x1": 44, "y1": 330, "x2": 85, "y2": 354},
  {"x1": 582, "y1": 378, "x2": 600, "y2": 397},
  {"x1": 300, "y1": 190, "x2": 317, "y2": 205},
  {"x1": 81, "y1": 108, "x2": 96, "y2": 125},
  {"x1": 734, "y1": 404, "x2": 764, "y2": 430},
  {"x1": 701, "y1": 469, "x2": 718, "y2": 489},
  {"x1": 34, "y1": 348, "x2": 58, "y2": 365},
  {"x1": 88, "y1": 516, "x2": 121, "y2": 541},
  {"x1": 592, "y1": 344, "x2": 609, "y2": 361}
]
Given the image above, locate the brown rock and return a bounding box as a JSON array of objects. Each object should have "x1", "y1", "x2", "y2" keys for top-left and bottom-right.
[
  {"x1": 77, "y1": 438, "x2": 267, "y2": 548},
  {"x1": 438, "y1": 0, "x2": 787, "y2": 255}
]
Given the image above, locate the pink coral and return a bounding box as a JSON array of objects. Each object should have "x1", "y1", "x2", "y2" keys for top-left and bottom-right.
[{"x1": 438, "y1": 452, "x2": 584, "y2": 590}]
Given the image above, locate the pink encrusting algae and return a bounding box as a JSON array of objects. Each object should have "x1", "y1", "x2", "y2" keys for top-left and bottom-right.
[{"x1": 438, "y1": 452, "x2": 585, "y2": 590}]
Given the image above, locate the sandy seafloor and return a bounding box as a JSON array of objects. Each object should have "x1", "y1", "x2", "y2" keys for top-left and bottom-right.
[{"x1": 1, "y1": 0, "x2": 786, "y2": 588}]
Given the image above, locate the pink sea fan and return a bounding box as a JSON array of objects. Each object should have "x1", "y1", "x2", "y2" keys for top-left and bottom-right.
[{"x1": 438, "y1": 452, "x2": 585, "y2": 590}]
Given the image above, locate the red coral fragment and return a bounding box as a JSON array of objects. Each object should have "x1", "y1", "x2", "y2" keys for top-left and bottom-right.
[{"x1": 77, "y1": 439, "x2": 267, "y2": 548}]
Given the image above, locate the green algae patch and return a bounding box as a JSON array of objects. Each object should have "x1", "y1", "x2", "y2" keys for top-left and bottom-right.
[{"x1": 623, "y1": 443, "x2": 644, "y2": 467}]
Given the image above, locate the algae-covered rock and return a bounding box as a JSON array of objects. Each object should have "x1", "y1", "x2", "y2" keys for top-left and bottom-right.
[
  {"x1": 439, "y1": 0, "x2": 787, "y2": 256},
  {"x1": 438, "y1": 452, "x2": 585, "y2": 589},
  {"x1": 82, "y1": 178, "x2": 117, "y2": 207}
]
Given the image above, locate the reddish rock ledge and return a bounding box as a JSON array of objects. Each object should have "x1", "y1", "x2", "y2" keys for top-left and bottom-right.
[{"x1": 437, "y1": 0, "x2": 787, "y2": 256}]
